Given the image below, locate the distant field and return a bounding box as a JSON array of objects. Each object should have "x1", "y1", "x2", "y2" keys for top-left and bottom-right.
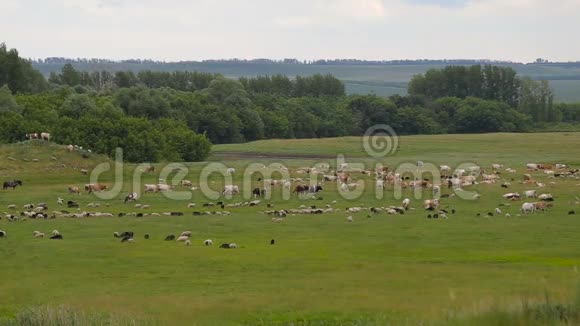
[
  {"x1": 33, "y1": 62, "x2": 580, "y2": 102},
  {"x1": 1, "y1": 135, "x2": 580, "y2": 325}
]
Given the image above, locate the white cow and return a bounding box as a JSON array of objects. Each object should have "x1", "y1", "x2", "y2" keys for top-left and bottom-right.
[
  {"x1": 524, "y1": 190, "x2": 537, "y2": 198},
  {"x1": 144, "y1": 184, "x2": 158, "y2": 192},
  {"x1": 521, "y1": 202, "x2": 536, "y2": 214},
  {"x1": 223, "y1": 185, "x2": 240, "y2": 195}
]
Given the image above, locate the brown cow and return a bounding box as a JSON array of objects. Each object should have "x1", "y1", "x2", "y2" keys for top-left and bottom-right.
[{"x1": 85, "y1": 183, "x2": 108, "y2": 193}]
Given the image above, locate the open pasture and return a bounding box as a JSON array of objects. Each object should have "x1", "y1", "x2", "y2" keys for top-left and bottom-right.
[{"x1": 1, "y1": 134, "x2": 580, "y2": 325}]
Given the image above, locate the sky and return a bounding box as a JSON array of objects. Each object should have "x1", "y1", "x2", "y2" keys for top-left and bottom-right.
[{"x1": 1, "y1": 0, "x2": 579, "y2": 62}]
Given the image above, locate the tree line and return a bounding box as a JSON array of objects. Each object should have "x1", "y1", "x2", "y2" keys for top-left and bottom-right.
[{"x1": 1, "y1": 43, "x2": 580, "y2": 163}]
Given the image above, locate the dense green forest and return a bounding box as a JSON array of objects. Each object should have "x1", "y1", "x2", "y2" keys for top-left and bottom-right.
[{"x1": 1, "y1": 43, "x2": 579, "y2": 162}]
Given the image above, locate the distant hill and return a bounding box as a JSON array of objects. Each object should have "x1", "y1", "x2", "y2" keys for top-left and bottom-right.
[{"x1": 32, "y1": 61, "x2": 580, "y2": 102}]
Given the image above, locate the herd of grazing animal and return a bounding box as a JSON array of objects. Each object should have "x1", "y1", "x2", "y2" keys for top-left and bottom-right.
[{"x1": 2, "y1": 159, "x2": 579, "y2": 248}]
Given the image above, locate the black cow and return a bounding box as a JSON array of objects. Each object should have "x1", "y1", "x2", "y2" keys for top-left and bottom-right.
[
  {"x1": 252, "y1": 187, "x2": 266, "y2": 198},
  {"x1": 270, "y1": 239, "x2": 275, "y2": 245},
  {"x1": 164, "y1": 235, "x2": 175, "y2": 241},
  {"x1": 293, "y1": 185, "x2": 309, "y2": 194},
  {"x1": 3, "y1": 180, "x2": 22, "y2": 190}
]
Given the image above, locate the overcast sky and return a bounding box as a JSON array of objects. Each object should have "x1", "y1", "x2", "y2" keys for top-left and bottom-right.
[{"x1": 2, "y1": 0, "x2": 579, "y2": 62}]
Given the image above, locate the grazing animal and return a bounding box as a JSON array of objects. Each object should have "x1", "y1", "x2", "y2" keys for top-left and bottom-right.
[
  {"x1": 252, "y1": 187, "x2": 266, "y2": 198},
  {"x1": 119, "y1": 231, "x2": 134, "y2": 238},
  {"x1": 220, "y1": 243, "x2": 237, "y2": 249},
  {"x1": 67, "y1": 200, "x2": 79, "y2": 208},
  {"x1": 346, "y1": 216, "x2": 353, "y2": 222},
  {"x1": 270, "y1": 239, "x2": 275, "y2": 245},
  {"x1": 124, "y1": 192, "x2": 138, "y2": 203},
  {"x1": 121, "y1": 236, "x2": 132, "y2": 243},
  {"x1": 402, "y1": 198, "x2": 410, "y2": 210},
  {"x1": 144, "y1": 234, "x2": 150, "y2": 239},
  {"x1": 495, "y1": 208, "x2": 502, "y2": 215},
  {"x1": 164, "y1": 235, "x2": 175, "y2": 241},
  {"x1": 176, "y1": 235, "x2": 188, "y2": 242},
  {"x1": 68, "y1": 186, "x2": 81, "y2": 195},
  {"x1": 521, "y1": 202, "x2": 536, "y2": 214},
  {"x1": 3, "y1": 180, "x2": 22, "y2": 190},
  {"x1": 569, "y1": 211, "x2": 576, "y2": 215},
  {"x1": 50, "y1": 234, "x2": 63, "y2": 240},
  {"x1": 222, "y1": 185, "x2": 240, "y2": 196},
  {"x1": 204, "y1": 239, "x2": 213, "y2": 246},
  {"x1": 185, "y1": 239, "x2": 191, "y2": 246},
  {"x1": 40, "y1": 132, "x2": 50, "y2": 141},
  {"x1": 0, "y1": 230, "x2": 5, "y2": 238},
  {"x1": 85, "y1": 183, "x2": 108, "y2": 193}
]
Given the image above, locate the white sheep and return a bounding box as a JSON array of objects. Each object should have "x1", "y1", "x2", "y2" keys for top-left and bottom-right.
[
  {"x1": 57, "y1": 198, "x2": 63, "y2": 205},
  {"x1": 176, "y1": 235, "x2": 189, "y2": 242},
  {"x1": 495, "y1": 208, "x2": 502, "y2": 215},
  {"x1": 185, "y1": 239, "x2": 191, "y2": 246},
  {"x1": 346, "y1": 215, "x2": 353, "y2": 222},
  {"x1": 204, "y1": 239, "x2": 213, "y2": 246},
  {"x1": 402, "y1": 198, "x2": 410, "y2": 210},
  {"x1": 7, "y1": 204, "x2": 16, "y2": 209},
  {"x1": 187, "y1": 203, "x2": 196, "y2": 208},
  {"x1": 52, "y1": 230, "x2": 60, "y2": 236},
  {"x1": 180, "y1": 231, "x2": 192, "y2": 237},
  {"x1": 0, "y1": 230, "x2": 6, "y2": 237},
  {"x1": 34, "y1": 232, "x2": 45, "y2": 238},
  {"x1": 229, "y1": 243, "x2": 237, "y2": 249}
]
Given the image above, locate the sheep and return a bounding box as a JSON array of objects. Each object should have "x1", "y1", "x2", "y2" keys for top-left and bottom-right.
[
  {"x1": 0, "y1": 230, "x2": 5, "y2": 238},
  {"x1": 185, "y1": 239, "x2": 191, "y2": 246},
  {"x1": 7, "y1": 204, "x2": 16, "y2": 209},
  {"x1": 495, "y1": 208, "x2": 502, "y2": 215},
  {"x1": 187, "y1": 203, "x2": 196, "y2": 208},
  {"x1": 204, "y1": 239, "x2": 213, "y2": 246},
  {"x1": 52, "y1": 230, "x2": 60, "y2": 236},
  {"x1": 113, "y1": 232, "x2": 120, "y2": 238},
  {"x1": 402, "y1": 198, "x2": 410, "y2": 210},
  {"x1": 270, "y1": 239, "x2": 275, "y2": 245},
  {"x1": 57, "y1": 197, "x2": 64, "y2": 205},
  {"x1": 346, "y1": 216, "x2": 353, "y2": 222},
  {"x1": 180, "y1": 231, "x2": 192, "y2": 237},
  {"x1": 272, "y1": 217, "x2": 284, "y2": 223},
  {"x1": 506, "y1": 213, "x2": 511, "y2": 218},
  {"x1": 229, "y1": 243, "x2": 237, "y2": 249},
  {"x1": 144, "y1": 234, "x2": 150, "y2": 239},
  {"x1": 220, "y1": 243, "x2": 237, "y2": 249},
  {"x1": 23, "y1": 204, "x2": 34, "y2": 210},
  {"x1": 50, "y1": 234, "x2": 63, "y2": 240},
  {"x1": 33, "y1": 230, "x2": 41, "y2": 236},
  {"x1": 165, "y1": 234, "x2": 176, "y2": 241},
  {"x1": 34, "y1": 232, "x2": 45, "y2": 238}
]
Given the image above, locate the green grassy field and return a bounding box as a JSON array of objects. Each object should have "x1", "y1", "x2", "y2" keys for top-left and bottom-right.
[{"x1": 1, "y1": 135, "x2": 580, "y2": 325}]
